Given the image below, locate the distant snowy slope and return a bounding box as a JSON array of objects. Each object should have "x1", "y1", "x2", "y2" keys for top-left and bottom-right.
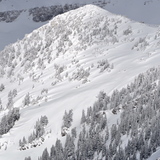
[
  {"x1": 0, "y1": 0, "x2": 92, "y2": 11},
  {"x1": 0, "y1": 11, "x2": 46, "y2": 51},
  {"x1": 0, "y1": 4, "x2": 160, "y2": 160},
  {"x1": 1, "y1": 0, "x2": 160, "y2": 24}
]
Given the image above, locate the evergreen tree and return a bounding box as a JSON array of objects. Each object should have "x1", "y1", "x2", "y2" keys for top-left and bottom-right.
[
  {"x1": 22, "y1": 137, "x2": 27, "y2": 147},
  {"x1": 62, "y1": 109, "x2": 73, "y2": 128},
  {"x1": 81, "y1": 109, "x2": 86, "y2": 124},
  {"x1": 100, "y1": 115, "x2": 107, "y2": 130},
  {"x1": 41, "y1": 148, "x2": 49, "y2": 160},
  {"x1": 0, "y1": 98, "x2": 3, "y2": 110},
  {"x1": 0, "y1": 108, "x2": 20, "y2": 135},
  {"x1": 50, "y1": 145, "x2": 56, "y2": 160},
  {"x1": 0, "y1": 84, "x2": 5, "y2": 92},
  {"x1": 111, "y1": 124, "x2": 117, "y2": 142},
  {"x1": 19, "y1": 139, "x2": 23, "y2": 148},
  {"x1": 55, "y1": 139, "x2": 64, "y2": 160},
  {"x1": 64, "y1": 135, "x2": 75, "y2": 159},
  {"x1": 71, "y1": 127, "x2": 77, "y2": 138},
  {"x1": 23, "y1": 93, "x2": 30, "y2": 106},
  {"x1": 40, "y1": 115, "x2": 48, "y2": 127},
  {"x1": 7, "y1": 96, "x2": 13, "y2": 110},
  {"x1": 24, "y1": 156, "x2": 31, "y2": 160},
  {"x1": 28, "y1": 134, "x2": 33, "y2": 143}
]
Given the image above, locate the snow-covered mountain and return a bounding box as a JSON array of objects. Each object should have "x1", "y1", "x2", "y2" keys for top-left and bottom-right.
[
  {"x1": 0, "y1": 4, "x2": 160, "y2": 160},
  {"x1": 1, "y1": 0, "x2": 160, "y2": 51}
]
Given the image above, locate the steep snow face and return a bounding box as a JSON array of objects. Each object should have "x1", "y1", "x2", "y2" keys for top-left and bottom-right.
[{"x1": 0, "y1": 4, "x2": 160, "y2": 160}]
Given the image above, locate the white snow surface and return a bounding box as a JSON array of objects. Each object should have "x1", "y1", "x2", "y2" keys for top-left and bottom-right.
[{"x1": 0, "y1": 4, "x2": 160, "y2": 160}]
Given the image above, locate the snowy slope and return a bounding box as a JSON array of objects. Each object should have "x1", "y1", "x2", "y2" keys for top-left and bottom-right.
[
  {"x1": 1, "y1": 0, "x2": 160, "y2": 51},
  {"x1": 0, "y1": 4, "x2": 160, "y2": 160}
]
